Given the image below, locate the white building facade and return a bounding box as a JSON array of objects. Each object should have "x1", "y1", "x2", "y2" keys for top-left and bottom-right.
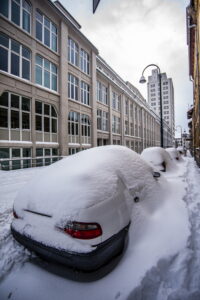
[{"x1": 147, "y1": 69, "x2": 175, "y2": 147}]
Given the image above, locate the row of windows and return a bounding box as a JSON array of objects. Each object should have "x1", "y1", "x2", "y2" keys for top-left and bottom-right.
[
  {"x1": 68, "y1": 74, "x2": 90, "y2": 105},
  {"x1": 163, "y1": 100, "x2": 169, "y2": 104},
  {"x1": 0, "y1": 1, "x2": 58, "y2": 52},
  {"x1": 163, "y1": 96, "x2": 168, "y2": 99},
  {"x1": 0, "y1": 32, "x2": 58, "y2": 91},
  {"x1": 0, "y1": 92, "x2": 58, "y2": 136},
  {"x1": 68, "y1": 38, "x2": 90, "y2": 75}
]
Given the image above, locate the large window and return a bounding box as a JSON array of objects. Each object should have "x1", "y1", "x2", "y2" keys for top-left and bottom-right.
[
  {"x1": 35, "y1": 101, "x2": 58, "y2": 135},
  {"x1": 0, "y1": 32, "x2": 31, "y2": 80},
  {"x1": 81, "y1": 81, "x2": 90, "y2": 105},
  {"x1": 0, "y1": 0, "x2": 31, "y2": 33},
  {"x1": 97, "y1": 109, "x2": 108, "y2": 131},
  {"x1": 96, "y1": 81, "x2": 108, "y2": 105},
  {"x1": 68, "y1": 73, "x2": 78, "y2": 101},
  {"x1": 112, "y1": 115, "x2": 120, "y2": 134},
  {"x1": 36, "y1": 10, "x2": 57, "y2": 52},
  {"x1": 0, "y1": 91, "x2": 30, "y2": 130},
  {"x1": 36, "y1": 147, "x2": 59, "y2": 167},
  {"x1": 80, "y1": 49, "x2": 89, "y2": 75},
  {"x1": 81, "y1": 114, "x2": 90, "y2": 144},
  {"x1": 0, "y1": 147, "x2": 32, "y2": 170},
  {"x1": 112, "y1": 92, "x2": 120, "y2": 111},
  {"x1": 68, "y1": 38, "x2": 78, "y2": 67},
  {"x1": 68, "y1": 111, "x2": 79, "y2": 144},
  {"x1": 35, "y1": 55, "x2": 57, "y2": 91},
  {"x1": 68, "y1": 112, "x2": 91, "y2": 145}
]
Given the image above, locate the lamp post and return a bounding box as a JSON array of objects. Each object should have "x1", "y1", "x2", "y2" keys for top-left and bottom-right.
[
  {"x1": 139, "y1": 64, "x2": 164, "y2": 147},
  {"x1": 176, "y1": 125, "x2": 182, "y2": 146}
]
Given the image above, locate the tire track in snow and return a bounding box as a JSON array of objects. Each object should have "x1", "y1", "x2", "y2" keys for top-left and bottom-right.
[{"x1": 127, "y1": 157, "x2": 200, "y2": 300}]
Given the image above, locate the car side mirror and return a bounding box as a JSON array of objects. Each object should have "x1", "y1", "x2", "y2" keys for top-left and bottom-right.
[{"x1": 153, "y1": 171, "x2": 161, "y2": 178}]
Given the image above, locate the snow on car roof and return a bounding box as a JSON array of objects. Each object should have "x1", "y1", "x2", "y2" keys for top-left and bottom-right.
[
  {"x1": 14, "y1": 146, "x2": 157, "y2": 220},
  {"x1": 141, "y1": 147, "x2": 175, "y2": 171}
]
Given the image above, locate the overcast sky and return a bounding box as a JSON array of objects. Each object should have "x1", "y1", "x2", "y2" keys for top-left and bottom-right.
[{"x1": 60, "y1": 0, "x2": 192, "y2": 137}]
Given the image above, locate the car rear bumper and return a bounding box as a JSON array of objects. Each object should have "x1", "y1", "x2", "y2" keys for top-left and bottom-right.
[{"x1": 11, "y1": 224, "x2": 129, "y2": 272}]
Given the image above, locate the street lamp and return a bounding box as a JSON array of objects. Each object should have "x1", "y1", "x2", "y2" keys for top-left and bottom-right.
[
  {"x1": 139, "y1": 64, "x2": 164, "y2": 147},
  {"x1": 176, "y1": 125, "x2": 182, "y2": 146}
]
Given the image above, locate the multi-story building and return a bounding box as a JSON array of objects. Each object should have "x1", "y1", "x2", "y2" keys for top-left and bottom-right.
[
  {"x1": 186, "y1": 0, "x2": 200, "y2": 166},
  {"x1": 147, "y1": 69, "x2": 175, "y2": 147},
  {"x1": 0, "y1": 0, "x2": 171, "y2": 170}
]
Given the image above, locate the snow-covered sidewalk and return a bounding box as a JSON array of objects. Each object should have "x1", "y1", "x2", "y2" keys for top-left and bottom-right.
[{"x1": 0, "y1": 157, "x2": 200, "y2": 300}]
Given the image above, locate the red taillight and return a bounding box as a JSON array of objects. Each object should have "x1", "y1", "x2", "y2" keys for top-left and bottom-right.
[
  {"x1": 64, "y1": 222, "x2": 102, "y2": 239},
  {"x1": 13, "y1": 210, "x2": 18, "y2": 219}
]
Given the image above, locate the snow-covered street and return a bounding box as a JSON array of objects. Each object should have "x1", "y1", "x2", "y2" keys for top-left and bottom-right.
[{"x1": 0, "y1": 156, "x2": 200, "y2": 300}]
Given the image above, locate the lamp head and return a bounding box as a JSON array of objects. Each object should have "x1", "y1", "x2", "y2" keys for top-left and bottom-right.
[{"x1": 139, "y1": 75, "x2": 146, "y2": 84}]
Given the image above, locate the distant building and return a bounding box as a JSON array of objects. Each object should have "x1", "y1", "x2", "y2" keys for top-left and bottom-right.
[
  {"x1": 147, "y1": 69, "x2": 175, "y2": 147},
  {"x1": 186, "y1": 0, "x2": 200, "y2": 166}
]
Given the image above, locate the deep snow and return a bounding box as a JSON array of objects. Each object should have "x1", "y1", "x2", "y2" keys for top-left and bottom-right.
[{"x1": 0, "y1": 154, "x2": 200, "y2": 300}]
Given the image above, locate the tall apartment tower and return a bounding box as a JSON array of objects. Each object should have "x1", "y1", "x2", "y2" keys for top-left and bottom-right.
[{"x1": 147, "y1": 69, "x2": 175, "y2": 141}]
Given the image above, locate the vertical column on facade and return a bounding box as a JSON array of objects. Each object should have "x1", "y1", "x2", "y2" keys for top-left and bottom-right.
[
  {"x1": 91, "y1": 52, "x2": 97, "y2": 147},
  {"x1": 121, "y1": 93, "x2": 125, "y2": 146},
  {"x1": 31, "y1": 41, "x2": 36, "y2": 163},
  {"x1": 59, "y1": 21, "x2": 68, "y2": 156},
  {"x1": 108, "y1": 84, "x2": 113, "y2": 144},
  {"x1": 141, "y1": 108, "x2": 144, "y2": 152}
]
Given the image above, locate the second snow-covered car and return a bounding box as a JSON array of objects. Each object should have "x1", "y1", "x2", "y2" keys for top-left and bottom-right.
[{"x1": 11, "y1": 146, "x2": 161, "y2": 272}]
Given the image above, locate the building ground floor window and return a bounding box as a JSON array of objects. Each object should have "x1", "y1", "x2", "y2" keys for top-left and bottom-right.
[{"x1": 0, "y1": 147, "x2": 32, "y2": 170}]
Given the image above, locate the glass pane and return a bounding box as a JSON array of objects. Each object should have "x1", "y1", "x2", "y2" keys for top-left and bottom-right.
[
  {"x1": 36, "y1": 10, "x2": 43, "y2": 22},
  {"x1": 44, "y1": 28, "x2": 50, "y2": 47},
  {"x1": 11, "y1": 53, "x2": 20, "y2": 76},
  {"x1": 12, "y1": 160, "x2": 21, "y2": 170},
  {"x1": 51, "y1": 106, "x2": 57, "y2": 117},
  {"x1": 12, "y1": 148, "x2": 20, "y2": 157},
  {"x1": 22, "y1": 58, "x2": 30, "y2": 80},
  {"x1": 36, "y1": 21, "x2": 42, "y2": 41},
  {"x1": 45, "y1": 148, "x2": 50, "y2": 156},
  {"x1": 52, "y1": 74, "x2": 57, "y2": 91},
  {"x1": 36, "y1": 115, "x2": 42, "y2": 130},
  {"x1": 36, "y1": 158, "x2": 43, "y2": 167},
  {"x1": 0, "y1": 92, "x2": 8, "y2": 107},
  {"x1": 11, "y1": 1, "x2": 20, "y2": 26},
  {"x1": 52, "y1": 148, "x2": 58, "y2": 156},
  {"x1": 52, "y1": 34, "x2": 57, "y2": 52},
  {"x1": 22, "y1": 97, "x2": 30, "y2": 111},
  {"x1": 22, "y1": 112, "x2": 30, "y2": 129},
  {"x1": 44, "y1": 59, "x2": 50, "y2": 70},
  {"x1": 44, "y1": 104, "x2": 49, "y2": 115},
  {"x1": 52, "y1": 118, "x2": 57, "y2": 133},
  {"x1": 36, "y1": 148, "x2": 43, "y2": 156},
  {"x1": 0, "y1": 0, "x2": 9, "y2": 18},
  {"x1": 35, "y1": 65, "x2": 42, "y2": 85},
  {"x1": 0, "y1": 148, "x2": 9, "y2": 158},
  {"x1": 1, "y1": 161, "x2": 9, "y2": 170},
  {"x1": 11, "y1": 40, "x2": 20, "y2": 53},
  {"x1": 0, "y1": 107, "x2": 8, "y2": 127},
  {"x1": 52, "y1": 24, "x2": 57, "y2": 34},
  {"x1": 11, "y1": 110, "x2": 19, "y2": 128},
  {"x1": 0, "y1": 47, "x2": 8, "y2": 72},
  {"x1": 11, "y1": 94, "x2": 19, "y2": 108},
  {"x1": 22, "y1": 47, "x2": 30, "y2": 59},
  {"x1": 51, "y1": 63, "x2": 57, "y2": 74},
  {"x1": 35, "y1": 101, "x2": 42, "y2": 114},
  {"x1": 44, "y1": 70, "x2": 50, "y2": 88},
  {"x1": 23, "y1": 159, "x2": 31, "y2": 168},
  {"x1": 45, "y1": 158, "x2": 50, "y2": 166},
  {"x1": 36, "y1": 55, "x2": 42, "y2": 66},
  {"x1": 44, "y1": 17, "x2": 50, "y2": 28},
  {"x1": 44, "y1": 117, "x2": 49, "y2": 132},
  {"x1": 23, "y1": 0, "x2": 31, "y2": 12},
  {"x1": 0, "y1": 32, "x2": 9, "y2": 47},
  {"x1": 23, "y1": 148, "x2": 31, "y2": 157}
]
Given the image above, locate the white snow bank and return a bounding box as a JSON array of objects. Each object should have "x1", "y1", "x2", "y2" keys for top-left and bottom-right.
[{"x1": 165, "y1": 147, "x2": 183, "y2": 162}]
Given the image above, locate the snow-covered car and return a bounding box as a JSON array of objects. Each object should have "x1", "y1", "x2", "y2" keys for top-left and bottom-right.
[
  {"x1": 165, "y1": 147, "x2": 183, "y2": 161},
  {"x1": 177, "y1": 146, "x2": 184, "y2": 155},
  {"x1": 11, "y1": 146, "x2": 161, "y2": 272},
  {"x1": 141, "y1": 147, "x2": 175, "y2": 172}
]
